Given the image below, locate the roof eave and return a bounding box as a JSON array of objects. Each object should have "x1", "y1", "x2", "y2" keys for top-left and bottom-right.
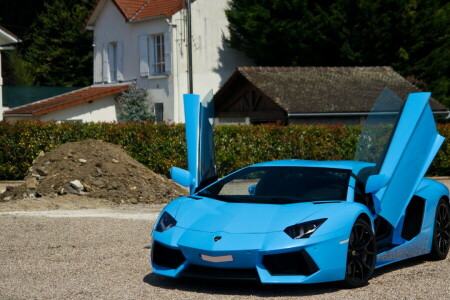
[
  {"x1": 3, "y1": 113, "x2": 33, "y2": 117},
  {"x1": 0, "y1": 28, "x2": 19, "y2": 45},
  {"x1": 85, "y1": 0, "x2": 109, "y2": 29},
  {"x1": 33, "y1": 85, "x2": 131, "y2": 116},
  {"x1": 128, "y1": 14, "x2": 166, "y2": 23}
]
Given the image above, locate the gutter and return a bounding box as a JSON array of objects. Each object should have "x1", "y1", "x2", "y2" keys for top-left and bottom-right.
[
  {"x1": 2, "y1": 113, "x2": 33, "y2": 117},
  {"x1": 127, "y1": 15, "x2": 165, "y2": 23},
  {"x1": 0, "y1": 46, "x2": 16, "y2": 50}
]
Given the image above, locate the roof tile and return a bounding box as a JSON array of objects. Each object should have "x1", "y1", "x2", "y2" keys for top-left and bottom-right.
[
  {"x1": 132, "y1": 0, "x2": 187, "y2": 20},
  {"x1": 216, "y1": 66, "x2": 448, "y2": 113}
]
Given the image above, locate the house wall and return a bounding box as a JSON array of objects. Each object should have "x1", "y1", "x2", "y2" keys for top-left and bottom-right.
[
  {"x1": 38, "y1": 96, "x2": 118, "y2": 122},
  {"x1": 172, "y1": 0, "x2": 251, "y2": 122},
  {"x1": 91, "y1": 0, "x2": 251, "y2": 123}
]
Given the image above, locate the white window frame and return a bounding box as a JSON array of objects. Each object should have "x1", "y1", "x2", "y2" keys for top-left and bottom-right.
[
  {"x1": 139, "y1": 31, "x2": 171, "y2": 78},
  {"x1": 151, "y1": 34, "x2": 165, "y2": 75}
]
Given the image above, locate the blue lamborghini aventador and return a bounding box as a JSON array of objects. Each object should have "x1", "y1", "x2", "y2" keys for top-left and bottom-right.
[{"x1": 151, "y1": 89, "x2": 450, "y2": 288}]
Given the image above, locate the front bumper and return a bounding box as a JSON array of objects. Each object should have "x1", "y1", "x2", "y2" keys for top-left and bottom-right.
[{"x1": 151, "y1": 226, "x2": 349, "y2": 284}]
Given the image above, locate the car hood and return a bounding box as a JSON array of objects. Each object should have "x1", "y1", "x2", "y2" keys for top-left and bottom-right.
[{"x1": 173, "y1": 196, "x2": 338, "y2": 234}]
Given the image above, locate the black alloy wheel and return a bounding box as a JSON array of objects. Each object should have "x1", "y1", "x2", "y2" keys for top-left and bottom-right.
[
  {"x1": 342, "y1": 218, "x2": 377, "y2": 288},
  {"x1": 428, "y1": 198, "x2": 450, "y2": 260}
]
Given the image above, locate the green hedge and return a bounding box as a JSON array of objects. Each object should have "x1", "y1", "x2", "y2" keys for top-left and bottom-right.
[{"x1": 0, "y1": 121, "x2": 449, "y2": 180}]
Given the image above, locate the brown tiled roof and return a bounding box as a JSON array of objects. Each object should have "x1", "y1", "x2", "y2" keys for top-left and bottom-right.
[
  {"x1": 217, "y1": 66, "x2": 448, "y2": 114},
  {"x1": 4, "y1": 84, "x2": 132, "y2": 116},
  {"x1": 131, "y1": 0, "x2": 187, "y2": 21},
  {"x1": 114, "y1": 0, "x2": 148, "y2": 19},
  {"x1": 88, "y1": 0, "x2": 190, "y2": 25}
]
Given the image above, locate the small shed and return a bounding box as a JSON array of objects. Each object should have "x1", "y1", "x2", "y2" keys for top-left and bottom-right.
[
  {"x1": 214, "y1": 66, "x2": 449, "y2": 125},
  {"x1": 3, "y1": 84, "x2": 131, "y2": 122}
]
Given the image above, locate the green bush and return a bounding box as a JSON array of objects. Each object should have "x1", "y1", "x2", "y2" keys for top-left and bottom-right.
[{"x1": 0, "y1": 121, "x2": 449, "y2": 180}]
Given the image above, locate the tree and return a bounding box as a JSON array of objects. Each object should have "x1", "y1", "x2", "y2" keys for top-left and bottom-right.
[
  {"x1": 116, "y1": 88, "x2": 155, "y2": 122},
  {"x1": 4, "y1": 51, "x2": 36, "y2": 86},
  {"x1": 22, "y1": 0, "x2": 95, "y2": 86},
  {"x1": 226, "y1": 0, "x2": 450, "y2": 106}
]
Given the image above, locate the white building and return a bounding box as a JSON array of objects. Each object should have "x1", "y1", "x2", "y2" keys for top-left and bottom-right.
[
  {"x1": 4, "y1": 0, "x2": 250, "y2": 122},
  {"x1": 0, "y1": 26, "x2": 19, "y2": 120}
]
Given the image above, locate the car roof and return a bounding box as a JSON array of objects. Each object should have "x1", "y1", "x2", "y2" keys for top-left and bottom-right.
[{"x1": 249, "y1": 160, "x2": 374, "y2": 174}]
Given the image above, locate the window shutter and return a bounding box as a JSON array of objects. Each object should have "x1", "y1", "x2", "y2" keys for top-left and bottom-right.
[
  {"x1": 117, "y1": 41, "x2": 124, "y2": 81},
  {"x1": 148, "y1": 35, "x2": 155, "y2": 75},
  {"x1": 139, "y1": 35, "x2": 150, "y2": 77},
  {"x1": 102, "y1": 43, "x2": 109, "y2": 82},
  {"x1": 107, "y1": 43, "x2": 116, "y2": 82},
  {"x1": 164, "y1": 31, "x2": 171, "y2": 75}
]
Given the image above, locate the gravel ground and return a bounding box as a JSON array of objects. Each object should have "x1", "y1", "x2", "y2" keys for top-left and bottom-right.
[{"x1": 0, "y1": 178, "x2": 450, "y2": 299}]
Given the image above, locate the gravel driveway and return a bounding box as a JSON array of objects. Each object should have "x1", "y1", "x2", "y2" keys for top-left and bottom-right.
[{"x1": 1, "y1": 178, "x2": 450, "y2": 299}]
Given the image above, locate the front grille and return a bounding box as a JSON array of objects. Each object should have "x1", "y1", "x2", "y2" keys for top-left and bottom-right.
[
  {"x1": 182, "y1": 265, "x2": 259, "y2": 281},
  {"x1": 262, "y1": 250, "x2": 319, "y2": 276},
  {"x1": 151, "y1": 241, "x2": 186, "y2": 269}
]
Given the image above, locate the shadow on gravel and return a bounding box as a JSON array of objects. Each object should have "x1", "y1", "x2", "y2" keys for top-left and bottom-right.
[
  {"x1": 143, "y1": 273, "x2": 341, "y2": 297},
  {"x1": 143, "y1": 256, "x2": 431, "y2": 296},
  {"x1": 372, "y1": 256, "x2": 427, "y2": 278}
]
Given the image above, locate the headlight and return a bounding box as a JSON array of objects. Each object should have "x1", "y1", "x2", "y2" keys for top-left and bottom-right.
[
  {"x1": 284, "y1": 218, "x2": 327, "y2": 239},
  {"x1": 155, "y1": 211, "x2": 177, "y2": 232}
]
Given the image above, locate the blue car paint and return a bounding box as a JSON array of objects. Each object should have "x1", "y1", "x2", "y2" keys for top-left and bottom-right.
[
  {"x1": 373, "y1": 93, "x2": 444, "y2": 227},
  {"x1": 152, "y1": 92, "x2": 449, "y2": 284},
  {"x1": 177, "y1": 93, "x2": 217, "y2": 194},
  {"x1": 153, "y1": 195, "x2": 372, "y2": 283}
]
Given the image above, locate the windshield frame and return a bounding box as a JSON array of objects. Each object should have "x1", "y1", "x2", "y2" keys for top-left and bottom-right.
[{"x1": 196, "y1": 166, "x2": 352, "y2": 204}]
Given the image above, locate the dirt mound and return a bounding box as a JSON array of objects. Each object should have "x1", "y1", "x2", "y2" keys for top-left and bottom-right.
[{"x1": 0, "y1": 140, "x2": 187, "y2": 204}]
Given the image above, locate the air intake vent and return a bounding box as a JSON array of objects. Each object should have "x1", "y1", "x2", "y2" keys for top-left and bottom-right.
[
  {"x1": 151, "y1": 241, "x2": 185, "y2": 269},
  {"x1": 263, "y1": 249, "x2": 319, "y2": 276}
]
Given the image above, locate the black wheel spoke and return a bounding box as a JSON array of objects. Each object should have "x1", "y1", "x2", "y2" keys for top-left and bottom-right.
[
  {"x1": 430, "y1": 200, "x2": 450, "y2": 260},
  {"x1": 357, "y1": 256, "x2": 371, "y2": 271},
  {"x1": 344, "y1": 219, "x2": 376, "y2": 287}
]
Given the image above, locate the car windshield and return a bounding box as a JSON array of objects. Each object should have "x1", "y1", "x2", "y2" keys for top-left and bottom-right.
[
  {"x1": 354, "y1": 88, "x2": 404, "y2": 172},
  {"x1": 196, "y1": 166, "x2": 351, "y2": 204}
]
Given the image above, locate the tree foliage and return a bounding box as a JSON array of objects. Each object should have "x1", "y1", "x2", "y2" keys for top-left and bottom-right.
[
  {"x1": 226, "y1": 0, "x2": 450, "y2": 106},
  {"x1": 4, "y1": 52, "x2": 36, "y2": 86},
  {"x1": 116, "y1": 88, "x2": 155, "y2": 122},
  {"x1": 21, "y1": 0, "x2": 95, "y2": 86}
]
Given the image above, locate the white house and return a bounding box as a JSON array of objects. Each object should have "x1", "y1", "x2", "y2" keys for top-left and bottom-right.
[
  {"x1": 0, "y1": 26, "x2": 19, "y2": 120},
  {"x1": 4, "y1": 0, "x2": 250, "y2": 122},
  {"x1": 86, "y1": 0, "x2": 250, "y2": 122}
]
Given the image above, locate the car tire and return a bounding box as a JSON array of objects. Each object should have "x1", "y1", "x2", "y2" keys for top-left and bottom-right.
[
  {"x1": 428, "y1": 198, "x2": 450, "y2": 261},
  {"x1": 341, "y1": 217, "x2": 376, "y2": 288}
]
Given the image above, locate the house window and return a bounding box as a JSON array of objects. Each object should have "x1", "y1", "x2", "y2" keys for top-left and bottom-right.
[
  {"x1": 151, "y1": 35, "x2": 165, "y2": 75},
  {"x1": 139, "y1": 32, "x2": 171, "y2": 77},
  {"x1": 154, "y1": 103, "x2": 164, "y2": 123},
  {"x1": 215, "y1": 117, "x2": 250, "y2": 125}
]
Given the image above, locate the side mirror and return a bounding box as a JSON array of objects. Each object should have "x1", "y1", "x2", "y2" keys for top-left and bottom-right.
[
  {"x1": 248, "y1": 184, "x2": 256, "y2": 196},
  {"x1": 171, "y1": 167, "x2": 192, "y2": 188},
  {"x1": 365, "y1": 174, "x2": 390, "y2": 194}
]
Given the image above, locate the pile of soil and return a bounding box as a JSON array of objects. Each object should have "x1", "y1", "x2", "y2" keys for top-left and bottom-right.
[{"x1": 0, "y1": 140, "x2": 187, "y2": 204}]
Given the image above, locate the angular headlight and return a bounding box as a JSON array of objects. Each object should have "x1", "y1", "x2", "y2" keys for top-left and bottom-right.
[
  {"x1": 284, "y1": 218, "x2": 327, "y2": 239},
  {"x1": 155, "y1": 211, "x2": 177, "y2": 232}
]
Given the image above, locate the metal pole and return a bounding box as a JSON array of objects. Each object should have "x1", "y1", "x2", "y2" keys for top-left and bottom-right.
[{"x1": 187, "y1": 0, "x2": 193, "y2": 93}]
